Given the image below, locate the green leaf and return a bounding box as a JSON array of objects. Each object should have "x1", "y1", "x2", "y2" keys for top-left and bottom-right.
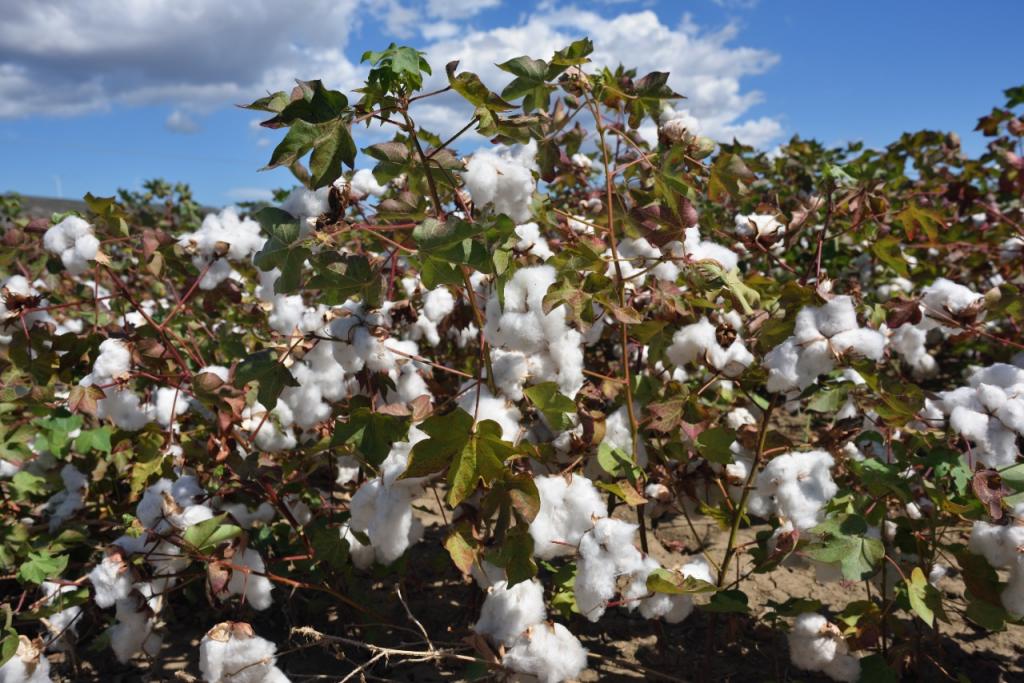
[
  {"x1": 906, "y1": 566, "x2": 944, "y2": 628},
  {"x1": 965, "y1": 597, "x2": 1007, "y2": 631},
  {"x1": 446, "y1": 61, "x2": 514, "y2": 110},
  {"x1": 859, "y1": 654, "x2": 900, "y2": 683},
  {"x1": 18, "y1": 552, "x2": 68, "y2": 584},
  {"x1": 331, "y1": 396, "x2": 410, "y2": 467},
  {"x1": 695, "y1": 427, "x2": 736, "y2": 465},
  {"x1": 806, "y1": 514, "x2": 884, "y2": 581},
  {"x1": 596, "y1": 480, "x2": 648, "y2": 506},
  {"x1": 896, "y1": 205, "x2": 945, "y2": 241},
  {"x1": 551, "y1": 38, "x2": 594, "y2": 68},
  {"x1": 73, "y1": 427, "x2": 112, "y2": 455},
  {"x1": 446, "y1": 420, "x2": 516, "y2": 507},
  {"x1": 646, "y1": 567, "x2": 717, "y2": 595},
  {"x1": 235, "y1": 349, "x2": 299, "y2": 410},
  {"x1": 11, "y1": 471, "x2": 46, "y2": 499},
  {"x1": 495, "y1": 528, "x2": 537, "y2": 587},
  {"x1": 523, "y1": 382, "x2": 577, "y2": 430},
  {"x1": 872, "y1": 236, "x2": 910, "y2": 277},
  {"x1": 182, "y1": 514, "x2": 242, "y2": 553},
  {"x1": 308, "y1": 254, "x2": 382, "y2": 307},
  {"x1": 707, "y1": 153, "x2": 754, "y2": 201},
  {"x1": 704, "y1": 589, "x2": 749, "y2": 613},
  {"x1": 404, "y1": 408, "x2": 474, "y2": 478}
]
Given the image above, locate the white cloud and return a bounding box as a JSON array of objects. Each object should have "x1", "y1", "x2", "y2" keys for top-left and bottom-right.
[
  {"x1": 427, "y1": 0, "x2": 501, "y2": 20},
  {"x1": 417, "y1": 8, "x2": 782, "y2": 146},
  {"x1": 0, "y1": 2, "x2": 782, "y2": 147},
  {"x1": 0, "y1": 0, "x2": 365, "y2": 118},
  {"x1": 165, "y1": 109, "x2": 200, "y2": 134}
]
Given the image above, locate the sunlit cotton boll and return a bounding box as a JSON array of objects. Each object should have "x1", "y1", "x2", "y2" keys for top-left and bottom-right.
[
  {"x1": 748, "y1": 451, "x2": 838, "y2": 531},
  {"x1": 528, "y1": 474, "x2": 606, "y2": 560},
  {"x1": 502, "y1": 622, "x2": 588, "y2": 683},
  {"x1": 43, "y1": 215, "x2": 100, "y2": 275},
  {"x1": 463, "y1": 140, "x2": 537, "y2": 223},
  {"x1": 199, "y1": 621, "x2": 290, "y2": 683},
  {"x1": 788, "y1": 613, "x2": 860, "y2": 682},
  {"x1": 474, "y1": 579, "x2": 546, "y2": 646}
]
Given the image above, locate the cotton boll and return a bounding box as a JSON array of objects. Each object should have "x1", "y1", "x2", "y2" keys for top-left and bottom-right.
[
  {"x1": 830, "y1": 328, "x2": 886, "y2": 360},
  {"x1": 470, "y1": 560, "x2": 508, "y2": 589},
  {"x1": 219, "y1": 548, "x2": 273, "y2": 611},
  {"x1": 575, "y1": 518, "x2": 644, "y2": 622},
  {"x1": 750, "y1": 451, "x2": 838, "y2": 531},
  {"x1": 43, "y1": 215, "x2": 100, "y2": 275},
  {"x1": 89, "y1": 549, "x2": 134, "y2": 608},
  {"x1": 40, "y1": 582, "x2": 81, "y2": 650},
  {"x1": 153, "y1": 386, "x2": 189, "y2": 427},
  {"x1": 45, "y1": 465, "x2": 87, "y2": 531},
  {"x1": 788, "y1": 613, "x2": 860, "y2": 682},
  {"x1": 514, "y1": 222, "x2": 554, "y2": 261},
  {"x1": 463, "y1": 141, "x2": 537, "y2": 223},
  {"x1": 280, "y1": 186, "x2": 328, "y2": 233},
  {"x1": 919, "y1": 278, "x2": 982, "y2": 332},
  {"x1": 474, "y1": 579, "x2": 546, "y2": 646},
  {"x1": 110, "y1": 588, "x2": 163, "y2": 663},
  {"x1": 0, "y1": 636, "x2": 53, "y2": 683},
  {"x1": 529, "y1": 475, "x2": 606, "y2": 560},
  {"x1": 176, "y1": 208, "x2": 265, "y2": 290},
  {"x1": 90, "y1": 338, "x2": 132, "y2": 382},
  {"x1": 502, "y1": 622, "x2": 587, "y2": 683},
  {"x1": 350, "y1": 169, "x2": 387, "y2": 199},
  {"x1": 601, "y1": 406, "x2": 647, "y2": 467},
  {"x1": 456, "y1": 385, "x2": 523, "y2": 442},
  {"x1": 340, "y1": 524, "x2": 376, "y2": 570},
  {"x1": 683, "y1": 227, "x2": 739, "y2": 271},
  {"x1": 199, "y1": 621, "x2": 286, "y2": 683}
]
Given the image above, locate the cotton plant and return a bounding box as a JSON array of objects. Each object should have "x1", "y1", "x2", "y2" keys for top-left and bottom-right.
[
  {"x1": 666, "y1": 315, "x2": 754, "y2": 379},
  {"x1": 0, "y1": 636, "x2": 53, "y2": 683},
  {"x1": 969, "y1": 503, "x2": 1024, "y2": 617}
]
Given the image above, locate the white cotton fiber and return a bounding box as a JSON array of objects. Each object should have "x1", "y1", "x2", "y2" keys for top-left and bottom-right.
[
  {"x1": 502, "y1": 622, "x2": 587, "y2": 683},
  {"x1": 529, "y1": 474, "x2": 606, "y2": 559},
  {"x1": 43, "y1": 215, "x2": 99, "y2": 275},
  {"x1": 474, "y1": 579, "x2": 546, "y2": 646},
  {"x1": 463, "y1": 141, "x2": 537, "y2": 223},
  {"x1": 176, "y1": 208, "x2": 265, "y2": 290},
  {"x1": 0, "y1": 636, "x2": 53, "y2": 683},
  {"x1": 748, "y1": 451, "x2": 837, "y2": 531},
  {"x1": 199, "y1": 621, "x2": 289, "y2": 683},
  {"x1": 575, "y1": 518, "x2": 644, "y2": 622},
  {"x1": 788, "y1": 613, "x2": 860, "y2": 682}
]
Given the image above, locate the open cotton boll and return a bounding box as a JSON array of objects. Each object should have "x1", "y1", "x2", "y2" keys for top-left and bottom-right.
[
  {"x1": 474, "y1": 579, "x2": 546, "y2": 646},
  {"x1": 199, "y1": 621, "x2": 289, "y2": 683},
  {"x1": 749, "y1": 451, "x2": 838, "y2": 531},
  {"x1": 1, "y1": 275, "x2": 53, "y2": 344},
  {"x1": 735, "y1": 212, "x2": 784, "y2": 240},
  {"x1": 502, "y1": 622, "x2": 587, "y2": 683},
  {"x1": 919, "y1": 278, "x2": 983, "y2": 332},
  {"x1": 176, "y1": 208, "x2": 265, "y2": 290},
  {"x1": 483, "y1": 265, "x2": 585, "y2": 400},
  {"x1": 240, "y1": 403, "x2": 297, "y2": 452},
  {"x1": 470, "y1": 560, "x2": 508, "y2": 589},
  {"x1": 456, "y1": 385, "x2": 523, "y2": 442},
  {"x1": 463, "y1": 140, "x2": 537, "y2": 223},
  {"x1": 43, "y1": 215, "x2": 100, "y2": 275},
  {"x1": 45, "y1": 465, "x2": 87, "y2": 532},
  {"x1": 666, "y1": 318, "x2": 754, "y2": 378},
  {"x1": 349, "y1": 169, "x2": 387, "y2": 199},
  {"x1": 90, "y1": 338, "x2": 132, "y2": 382},
  {"x1": 788, "y1": 613, "x2": 860, "y2": 682},
  {"x1": 218, "y1": 547, "x2": 274, "y2": 611},
  {"x1": 514, "y1": 222, "x2": 553, "y2": 261},
  {"x1": 575, "y1": 518, "x2": 645, "y2": 622},
  {"x1": 153, "y1": 386, "x2": 188, "y2": 427},
  {"x1": 571, "y1": 152, "x2": 593, "y2": 170},
  {"x1": 529, "y1": 474, "x2": 606, "y2": 559},
  {"x1": 0, "y1": 636, "x2": 53, "y2": 683},
  {"x1": 110, "y1": 587, "x2": 163, "y2": 663},
  {"x1": 40, "y1": 581, "x2": 81, "y2": 650},
  {"x1": 279, "y1": 186, "x2": 328, "y2": 236},
  {"x1": 89, "y1": 549, "x2": 134, "y2": 608},
  {"x1": 682, "y1": 227, "x2": 739, "y2": 271}
]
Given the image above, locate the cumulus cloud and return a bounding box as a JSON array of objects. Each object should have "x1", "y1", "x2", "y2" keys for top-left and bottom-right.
[
  {"x1": 165, "y1": 110, "x2": 200, "y2": 134},
  {"x1": 0, "y1": 2, "x2": 782, "y2": 146},
  {"x1": 417, "y1": 8, "x2": 782, "y2": 146}
]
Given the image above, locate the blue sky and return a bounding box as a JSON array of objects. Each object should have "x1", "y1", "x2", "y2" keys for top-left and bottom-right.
[{"x1": 1, "y1": 0, "x2": 1021, "y2": 206}]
